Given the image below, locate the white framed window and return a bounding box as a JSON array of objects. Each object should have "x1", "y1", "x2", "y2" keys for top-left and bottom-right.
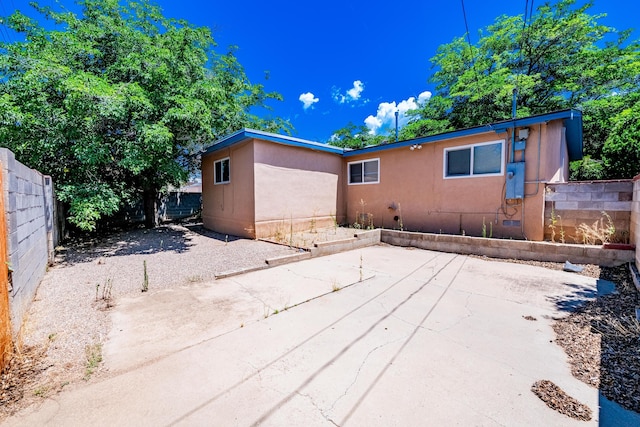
[
  {"x1": 214, "y1": 157, "x2": 230, "y2": 184},
  {"x1": 443, "y1": 140, "x2": 504, "y2": 178},
  {"x1": 348, "y1": 158, "x2": 380, "y2": 185}
]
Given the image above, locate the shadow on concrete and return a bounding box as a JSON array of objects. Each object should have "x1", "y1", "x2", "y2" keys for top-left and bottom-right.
[{"x1": 548, "y1": 280, "x2": 617, "y2": 313}]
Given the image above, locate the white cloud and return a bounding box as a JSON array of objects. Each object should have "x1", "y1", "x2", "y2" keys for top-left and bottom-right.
[
  {"x1": 333, "y1": 80, "x2": 366, "y2": 104},
  {"x1": 299, "y1": 92, "x2": 319, "y2": 110},
  {"x1": 347, "y1": 80, "x2": 364, "y2": 101},
  {"x1": 418, "y1": 90, "x2": 432, "y2": 105},
  {"x1": 364, "y1": 92, "x2": 430, "y2": 135}
]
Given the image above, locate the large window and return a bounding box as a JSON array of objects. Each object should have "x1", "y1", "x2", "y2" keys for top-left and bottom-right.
[
  {"x1": 214, "y1": 157, "x2": 230, "y2": 184},
  {"x1": 348, "y1": 159, "x2": 379, "y2": 185},
  {"x1": 444, "y1": 141, "x2": 504, "y2": 178}
]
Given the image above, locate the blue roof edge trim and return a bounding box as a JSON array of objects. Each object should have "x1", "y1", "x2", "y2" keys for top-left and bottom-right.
[
  {"x1": 343, "y1": 109, "x2": 583, "y2": 159},
  {"x1": 203, "y1": 109, "x2": 583, "y2": 161},
  {"x1": 203, "y1": 128, "x2": 345, "y2": 155}
]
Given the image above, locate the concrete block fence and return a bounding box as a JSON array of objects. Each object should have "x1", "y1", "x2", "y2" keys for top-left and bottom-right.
[
  {"x1": 544, "y1": 181, "x2": 633, "y2": 243},
  {"x1": 632, "y1": 176, "x2": 640, "y2": 271},
  {"x1": 0, "y1": 148, "x2": 58, "y2": 337}
]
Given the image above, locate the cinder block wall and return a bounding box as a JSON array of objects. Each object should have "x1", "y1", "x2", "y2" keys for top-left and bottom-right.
[
  {"x1": 631, "y1": 176, "x2": 640, "y2": 268},
  {"x1": 544, "y1": 181, "x2": 633, "y2": 243},
  {"x1": 0, "y1": 148, "x2": 53, "y2": 337}
]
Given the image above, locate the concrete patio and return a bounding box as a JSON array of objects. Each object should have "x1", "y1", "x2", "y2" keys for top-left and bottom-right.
[{"x1": 4, "y1": 245, "x2": 639, "y2": 426}]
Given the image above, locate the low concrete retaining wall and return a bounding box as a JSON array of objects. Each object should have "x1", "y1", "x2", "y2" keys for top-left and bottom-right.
[
  {"x1": 545, "y1": 181, "x2": 633, "y2": 243},
  {"x1": 381, "y1": 229, "x2": 634, "y2": 267},
  {"x1": 310, "y1": 229, "x2": 380, "y2": 257}
]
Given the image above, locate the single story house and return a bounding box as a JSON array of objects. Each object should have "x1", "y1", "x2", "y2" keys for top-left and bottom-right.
[{"x1": 201, "y1": 109, "x2": 583, "y2": 241}]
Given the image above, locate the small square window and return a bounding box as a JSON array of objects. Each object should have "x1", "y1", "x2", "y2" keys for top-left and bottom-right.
[
  {"x1": 447, "y1": 148, "x2": 471, "y2": 176},
  {"x1": 214, "y1": 157, "x2": 230, "y2": 184},
  {"x1": 348, "y1": 159, "x2": 379, "y2": 185}
]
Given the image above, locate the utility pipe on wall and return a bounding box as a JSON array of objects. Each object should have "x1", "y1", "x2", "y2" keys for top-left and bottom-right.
[{"x1": 510, "y1": 88, "x2": 517, "y2": 163}]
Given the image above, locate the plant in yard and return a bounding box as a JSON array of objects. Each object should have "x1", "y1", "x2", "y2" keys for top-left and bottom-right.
[
  {"x1": 397, "y1": 203, "x2": 404, "y2": 231},
  {"x1": 576, "y1": 211, "x2": 616, "y2": 245},
  {"x1": 84, "y1": 343, "x2": 103, "y2": 380},
  {"x1": 548, "y1": 199, "x2": 558, "y2": 242},
  {"x1": 289, "y1": 215, "x2": 294, "y2": 247},
  {"x1": 95, "y1": 277, "x2": 114, "y2": 308},
  {"x1": 331, "y1": 279, "x2": 341, "y2": 292},
  {"x1": 482, "y1": 217, "x2": 494, "y2": 239},
  {"x1": 359, "y1": 254, "x2": 364, "y2": 282},
  {"x1": 141, "y1": 260, "x2": 149, "y2": 292},
  {"x1": 366, "y1": 213, "x2": 374, "y2": 230},
  {"x1": 330, "y1": 211, "x2": 338, "y2": 229}
]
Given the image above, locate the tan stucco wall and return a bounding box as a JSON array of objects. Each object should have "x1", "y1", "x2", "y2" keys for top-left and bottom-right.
[
  {"x1": 202, "y1": 140, "x2": 256, "y2": 238},
  {"x1": 345, "y1": 121, "x2": 567, "y2": 240},
  {"x1": 253, "y1": 140, "x2": 344, "y2": 238}
]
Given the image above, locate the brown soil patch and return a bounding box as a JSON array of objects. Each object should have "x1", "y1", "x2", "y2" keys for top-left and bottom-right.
[{"x1": 531, "y1": 379, "x2": 592, "y2": 421}]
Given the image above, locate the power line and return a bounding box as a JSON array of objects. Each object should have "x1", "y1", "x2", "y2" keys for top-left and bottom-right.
[
  {"x1": 515, "y1": 0, "x2": 534, "y2": 102},
  {"x1": 460, "y1": 0, "x2": 481, "y2": 88},
  {"x1": 0, "y1": 0, "x2": 13, "y2": 44}
]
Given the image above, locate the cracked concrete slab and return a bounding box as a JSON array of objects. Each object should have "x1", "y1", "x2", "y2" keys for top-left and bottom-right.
[{"x1": 4, "y1": 245, "x2": 635, "y2": 426}]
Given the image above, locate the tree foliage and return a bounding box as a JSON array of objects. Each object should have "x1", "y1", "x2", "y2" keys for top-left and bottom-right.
[
  {"x1": 0, "y1": 0, "x2": 290, "y2": 230},
  {"x1": 394, "y1": 0, "x2": 640, "y2": 179},
  {"x1": 327, "y1": 122, "x2": 386, "y2": 149},
  {"x1": 602, "y1": 101, "x2": 640, "y2": 178}
]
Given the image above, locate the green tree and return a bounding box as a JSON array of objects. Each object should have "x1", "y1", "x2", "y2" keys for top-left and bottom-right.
[
  {"x1": 0, "y1": 0, "x2": 290, "y2": 230},
  {"x1": 328, "y1": 122, "x2": 386, "y2": 149},
  {"x1": 407, "y1": 0, "x2": 640, "y2": 178},
  {"x1": 399, "y1": 95, "x2": 453, "y2": 140},
  {"x1": 602, "y1": 101, "x2": 640, "y2": 178}
]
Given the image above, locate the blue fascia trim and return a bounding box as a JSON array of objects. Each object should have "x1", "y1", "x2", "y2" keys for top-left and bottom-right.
[
  {"x1": 203, "y1": 128, "x2": 345, "y2": 156},
  {"x1": 491, "y1": 109, "x2": 582, "y2": 132},
  {"x1": 342, "y1": 126, "x2": 497, "y2": 157},
  {"x1": 344, "y1": 109, "x2": 583, "y2": 158}
]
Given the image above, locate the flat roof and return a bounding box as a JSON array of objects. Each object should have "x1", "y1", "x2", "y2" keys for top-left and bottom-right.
[{"x1": 203, "y1": 109, "x2": 583, "y2": 161}]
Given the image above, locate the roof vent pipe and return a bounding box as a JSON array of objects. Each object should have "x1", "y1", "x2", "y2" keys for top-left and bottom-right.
[{"x1": 395, "y1": 110, "x2": 399, "y2": 142}]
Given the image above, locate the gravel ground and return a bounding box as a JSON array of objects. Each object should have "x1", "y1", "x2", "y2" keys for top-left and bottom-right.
[{"x1": 1, "y1": 223, "x2": 297, "y2": 418}]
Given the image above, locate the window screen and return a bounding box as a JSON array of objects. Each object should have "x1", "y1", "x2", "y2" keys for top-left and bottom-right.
[
  {"x1": 446, "y1": 149, "x2": 471, "y2": 176},
  {"x1": 214, "y1": 158, "x2": 230, "y2": 184},
  {"x1": 473, "y1": 143, "x2": 502, "y2": 174}
]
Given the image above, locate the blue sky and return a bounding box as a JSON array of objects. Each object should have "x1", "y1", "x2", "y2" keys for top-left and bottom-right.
[{"x1": 1, "y1": 0, "x2": 638, "y2": 142}]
